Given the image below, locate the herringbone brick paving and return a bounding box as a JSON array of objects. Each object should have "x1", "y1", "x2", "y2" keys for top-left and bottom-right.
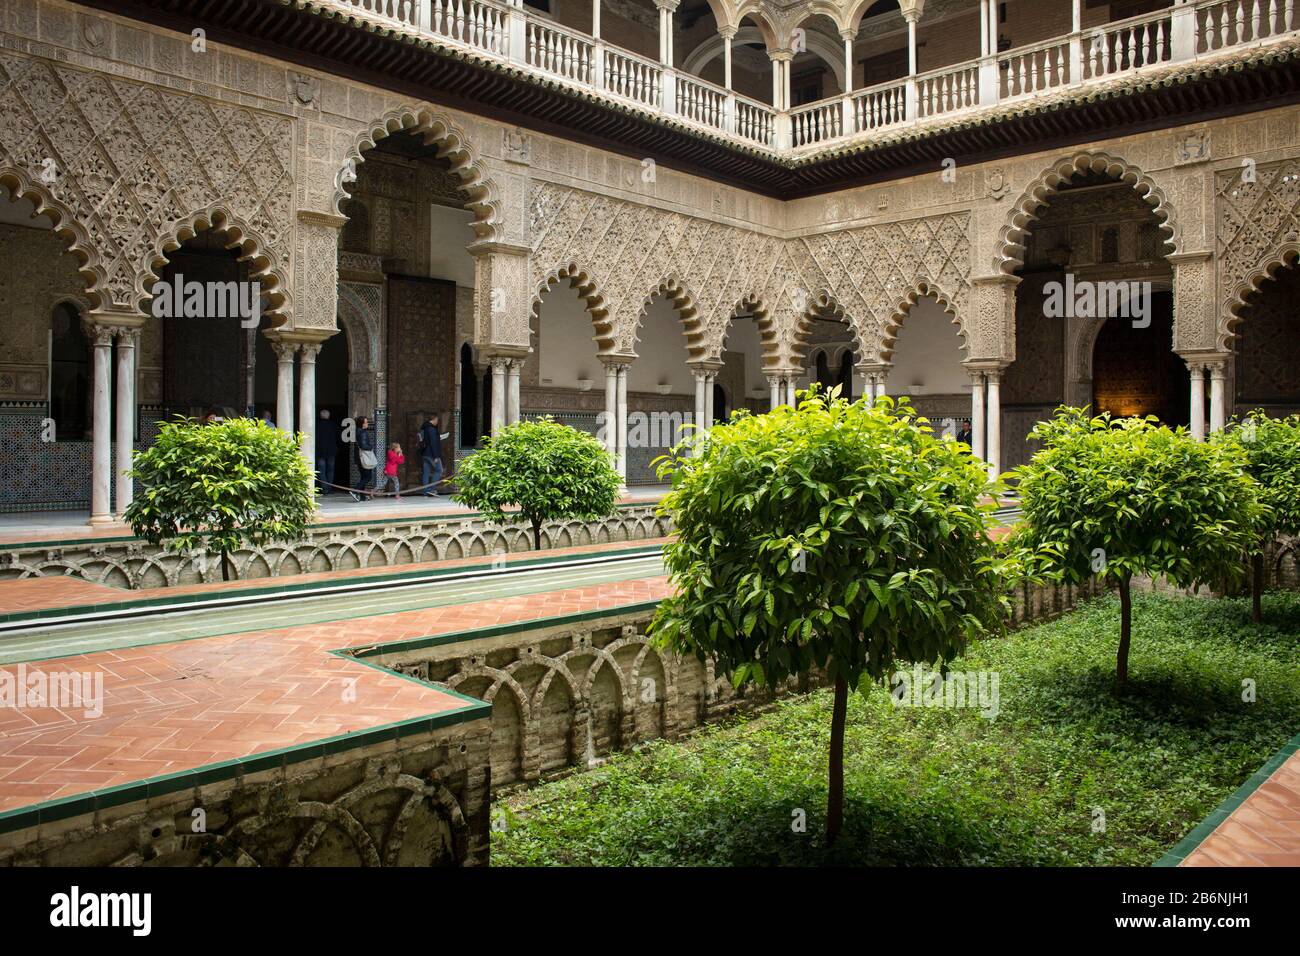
[
  {"x1": 1181, "y1": 751, "x2": 1300, "y2": 866},
  {"x1": 0, "y1": 574, "x2": 670, "y2": 813}
]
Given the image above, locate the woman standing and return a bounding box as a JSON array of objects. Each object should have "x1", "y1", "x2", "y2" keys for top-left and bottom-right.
[{"x1": 351, "y1": 416, "x2": 377, "y2": 501}]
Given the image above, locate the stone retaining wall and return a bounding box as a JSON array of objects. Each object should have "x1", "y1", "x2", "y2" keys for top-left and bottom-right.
[
  {"x1": 364, "y1": 574, "x2": 1105, "y2": 794},
  {"x1": 0, "y1": 504, "x2": 672, "y2": 589},
  {"x1": 0, "y1": 719, "x2": 492, "y2": 867}
]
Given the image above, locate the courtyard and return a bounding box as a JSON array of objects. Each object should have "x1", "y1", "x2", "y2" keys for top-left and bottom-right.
[{"x1": 0, "y1": 3, "x2": 1297, "y2": 938}]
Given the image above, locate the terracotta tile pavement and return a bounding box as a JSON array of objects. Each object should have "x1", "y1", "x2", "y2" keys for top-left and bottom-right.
[
  {"x1": 0, "y1": 577, "x2": 126, "y2": 613},
  {"x1": 0, "y1": 574, "x2": 670, "y2": 813},
  {"x1": 1181, "y1": 751, "x2": 1300, "y2": 866}
]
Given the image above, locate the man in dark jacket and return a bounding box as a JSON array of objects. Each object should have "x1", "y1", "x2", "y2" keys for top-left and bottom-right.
[
  {"x1": 418, "y1": 412, "x2": 443, "y2": 498},
  {"x1": 316, "y1": 408, "x2": 341, "y2": 494}
]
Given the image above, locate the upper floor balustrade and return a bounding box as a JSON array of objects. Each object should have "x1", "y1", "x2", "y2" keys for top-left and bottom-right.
[{"x1": 318, "y1": 0, "x2": 1299, "y2": 155}]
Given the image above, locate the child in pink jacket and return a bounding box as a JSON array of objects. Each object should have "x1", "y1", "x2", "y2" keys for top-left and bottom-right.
[{"x1": 374, "y1": 442, "x2": 405, "y2": 499}]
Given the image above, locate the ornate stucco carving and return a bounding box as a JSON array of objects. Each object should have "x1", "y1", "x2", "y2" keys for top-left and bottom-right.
[
  {"x1": 529, "y1": 182, "x2": 972, "y2": 368},
  {"x1": 994, "y1": 151, "x2": 1180, "y2": 276},
  {"x1": 1216, "y1": 156, "x2": 1300, "y2": 350},
  {"x1": 0, "y1": 52, "x2": 294, "y2": 321},
  {"x1": 333, "y1": 105, "x2": 506, "y2": 246}
]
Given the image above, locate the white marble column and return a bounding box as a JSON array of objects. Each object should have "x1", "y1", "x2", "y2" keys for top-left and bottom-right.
[
  {"x1": 273, "y1": 341, "x2": 296, "y2": 435},
  {"x1": 616, "y1": 363, "x2": 629, "y2": 481},
  {"x1": 1187, "y1": 360, "x2": 1206, "y2": 441},
  {"x1": 298, "y1": 343, "x2": 319, "y2": 474},
  {"x1": 506, "y1": 359, "x2": 521, "y2": 426},
  {"x1": 969, "y1": 369, "x2": 986, "y2": 463},
  {"x1": 724, "y1": 29, "x2": 734, "y2": 88},
  {"x1": 769, "y1": 376, "x2": 782, "y2": 411},
  {"x1": 1208, "y1": 360, "x2": 1227, "y2": 434},
  {"x1": 604, "y1": 361, "x2": 619, "y2": 461},
  {"x1": 657, "y1": 0, "x2": 671, "y2": 63},
  {"x1": 693, "y1": 369, "x2": 708, "y2": 443},
  {"x1": 907, "y1": 15, "x2": 918, "y2": 76},
  {"x1": 785, "y1": 377, "x2": 797, "y2": 407},
  {"x1": 703, "y1": 372, "x2": 716, "y2": 428},
  {"x1": 89, "y1": 324, "x2": 114, "y2": 525},
  {"x1": 114, "y1": 329, "x2": 136, "y2": 515},
  {"x1": 980, "y1": 0, "x2": 990, "y2": 56},
  {"x1": 985, "y1": 369, "x2": 1002, "y2": 480},
  {"x1": 490, "y1": 358, "x2": 508, "y2": 436}
]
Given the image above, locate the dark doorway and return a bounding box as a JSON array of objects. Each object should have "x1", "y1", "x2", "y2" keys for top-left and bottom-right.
[
  {"x1": 1233, "y1": 264, "x2": 1300, "y2": 417},
  {"x1": 459, "y1": 343, "x2": 479, "y2": 447},
  {"x1": 387, "y1": 275, "x2": 457, "y2": 486},
  {"x1": 159, "y1": 238, "x2": 247, "y2": 419},
  {"x1": 50, "y1": 303, "x2": 89, "y2": 441},
  {"x1": 1091, "y1": 290, "x2": 1187, "y2": 426}
]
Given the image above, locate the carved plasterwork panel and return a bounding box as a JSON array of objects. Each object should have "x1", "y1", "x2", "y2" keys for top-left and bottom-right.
[
  {"x1": 792, "y1": 212, "x2": 972, "y2": 363},
  {"x1": 528, "y1": 182, "x2": 973, "y2": 368},
  {"x1": 529, "y1": 181, "x2": 787, "y2": 361},
  {"x1": 0, "y1": 51, "x2": 294, "y2": 318},
  {"x1": 1216, "y1": 157, "x2": 1300, "y2": 349},
  {"x1": 294, "y1": 217, "x2": 341, "y2": 330}
]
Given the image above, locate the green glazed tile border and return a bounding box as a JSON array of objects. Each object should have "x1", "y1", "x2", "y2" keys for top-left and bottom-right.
[
  {"x1": 348, "y1": 599, "x2": 664, "y2": 659},
  {"x1": 0, "y1": 592, "x2": 665, "y2": 839},
  {"x1": 1153, "y1": 729, "x2": 1300, "y2": 867},
  {"x1": 0, "y1": 542, "x2": 664, "y2": 626}
]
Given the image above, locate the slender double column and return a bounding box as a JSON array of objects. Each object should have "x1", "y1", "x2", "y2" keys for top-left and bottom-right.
[
  {"x1": 600, "y1": 358, "x2": 630, "y2": 479},
  {"x1": 490, "y1": 357, "x2": 509, "y2": 436},
  {"x1": 506, "y1": 359, "x2": 522, "y2": 426},
  {"x1": 1208, "y1": 360, "x2": 1227, "y2": 434},
  {"x1": 88, "y1": 324, "x2": 115, "y2": 526},
  {"x1": 114, "y1": 329, "x2": 137, "y2": 514},
  {"x1": 1187, "y1": 360, "x2": 1206, "y2": 441},
  {"x1": 604, "y1": 361, "x2": 619, "y2": 465},
  {"x1": 297, "y1": 343, "x2": 320, "y2": 474},
  {"x1": 965, "y1": 365, "x2": 1005, "y2": 480},
  {"x1": 86, "y1": 319, "x2": 143, "y2": 524},
  {"x1": 766, "y1": 374, "x2": 801, "y2": 410},
  {"x1": 985, "y1": 369, "x2": 1002, "y2": 481},
  {"x1": 273, "y1": 341, "x2": 297, "y2": 436},
  {"x1": 968, "y1": 368, "x2": 987, "y2": 464},
  {"x1": 615, "y1": 363, "x2": 628, "y2": 481},
  {"x1": 693, "y1": 369, "x2": 709, "y2": 449},
  {"x1": 1184, "y1": 356, "x2": 1230, "y2": 440}
]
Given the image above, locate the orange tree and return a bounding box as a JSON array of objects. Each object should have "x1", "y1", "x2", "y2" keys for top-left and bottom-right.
[
  {"x1": 648, "y1": 390, "x2": 1016, "y2": 845},
  {"x1": 125, "y1": 416, "x2": 314, "y2": 581},
  {"x1": 1013, "y1": 408, "x2": 1265, "y2": 684},
  {"x1": 1215, "y1": 411, "x2": 1300, "y2": 623},
  {"x1": 453, "y1": 417, "x2": 621, "y2": 551}
]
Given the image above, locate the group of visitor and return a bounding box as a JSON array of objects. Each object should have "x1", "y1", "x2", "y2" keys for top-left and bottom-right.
[
  {"x1": 199, "y1": 404, "x2": 446, "y2": 502},
  {"x1": 313, "y1": 410, "x2": 446, "y2": 503}
]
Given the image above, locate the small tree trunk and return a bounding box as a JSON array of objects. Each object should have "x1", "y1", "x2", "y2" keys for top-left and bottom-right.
[
  {"x1": 220, "y1": 550, "x2": 231, "y2": 582},
  {"x1": 826, "y1": 674, "x2": 849, "y2": 847},
  {"x1": 1116, "y1": 574, "x2": 1132, "y2": 687},
  {"x1": 1252, "y1": 552, "x2": 1264, "y2": 625},
  {"x1": 532, "y1": 518, "x2": 542, "y2": 552}
]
